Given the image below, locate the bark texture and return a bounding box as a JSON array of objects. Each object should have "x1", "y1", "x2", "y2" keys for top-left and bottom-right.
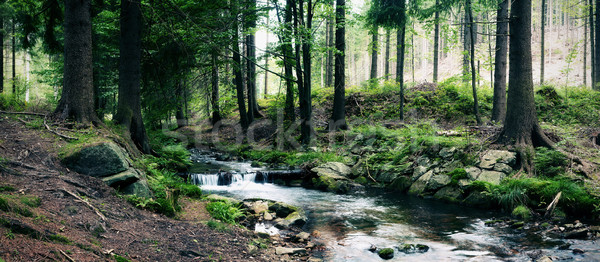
[
  {"x1": 433, "y1": 0, "x2": 439, "y2": 83},
  {"x1": 369, "y1": 26, "x2": 378, "y2": 80},
  {"x1": 491, "y1": 0, "x2": 508, "y2": 123},
  {"x1": 331, "y1": 0, "x2": 347, "y2": 131},
  {"x1": 498, "y1": 0, "x2": 552, "y2": 148},
  {"x1": 114, "y1": 0, "x2": 150, "y2": 154},
  {"x1": 211, "y1": 51, "x2": 222, "y2": 125},
  {"x1": 54, "y1": 0, "x2": 100, "y2": 125}
]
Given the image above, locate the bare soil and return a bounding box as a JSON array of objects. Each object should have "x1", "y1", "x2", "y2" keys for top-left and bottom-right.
[{"x1": 0, "y1": 115, "x2": 285, "y2": 261}]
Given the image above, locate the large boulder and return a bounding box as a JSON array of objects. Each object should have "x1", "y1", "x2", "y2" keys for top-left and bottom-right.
[
  {"x1": 408, "y1": 170, "x2": 433, "y2": 196},
  {"x1": 63, "y1": 142, "x2": 152, "y2": 197},
  {"x1": 433, "y1": 186, "x2": 462, "y2": 202},
  {"x1": 465, "y1": 167, "x2": 482, "y2": 180},
  {"x1": 479, "y1": 150, "x2": 517, "y2": 170},
  {"x1": 476, "y1": 170, "x2": 506, "y2": 185},
  {"x1": 63, "y1": 142, "x2": 129, "y2": 177},
  {"x1": 311, "y1": 162, "x2": 354, "y2": 193},
  {"x1": 411, "y1": 166, "x2": 428, "y2": 181},
  {"x1": 427, "y1": 174, "x2": 451, "y2": 191}
]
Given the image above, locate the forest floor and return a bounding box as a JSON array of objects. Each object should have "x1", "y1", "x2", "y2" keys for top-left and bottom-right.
[{"x1": 0, "y1": 115, "x2": 289, "y2": 262}]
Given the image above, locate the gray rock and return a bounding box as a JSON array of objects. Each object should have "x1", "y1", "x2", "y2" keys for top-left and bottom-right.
[
  {"x1": 416, "y1": 156, "x2": 432, "y2": 168},
  {"x1": 433, "y1": 186, "x2": 462, "y2": 201},
  {"x1": 465, "y1": 167, "x2": 482, "y2": 180},
  {"x1": 376, "y1": 171, "x2": 399, "y2": 184},
  {"x1": 477, "y1": 170, "x2": 506, "y2": 185},
  {"x1": 312, "y1": 162, "x2": 352, "y2": 178},
  {"x1": 275, "y1": 247, "x2": 307, "y2": 255},
  {"x1": 276, "y1": 210, "x2": 307, "y2": 229},
  {"x1": 408, "y1": 170, "x2": 433, "y2": 196},
  {"x1": 462, "y1": 192, "x2": 493, "y2": 208},
  {"x1": 493, "y1": 163, "x2": 513, "y2": 174},
  {"x1": 122, "y1": 179, "x2": 152, "y2": 198},
  {"x1": 63, "y1": 142, "x2": 130, "y2": 177},
  {"x1": 244, "y1": 201, "x2": 269, "y2": 214},
  {"x1": 350, "y1": 159, "x2": 366, "y2": 179},
  {"x1": 427, "y1": 174, "x2": 451, "y2": 191},
  {"x1": 295, "y1": 232, "x2": 310, "y2": 242},
  {"x1": 457, "y1": 179, "x2": 471, "y2": 188},
  {"x1": 439, "y1": 147, "x2": 457, "y2": 159},
  {"x1": 263, "y1": 212, "x2": 273, "y2": 221},
  {"x1": 412, "y1": 166, "x2": 428, "y2": 181},
  {"x1": 536, "y1": 256, "x2": 553, "y2": 262},
  {"x1": 479, "y1": 150, "x2": 517, "y2": 169},
  {"x1": 269, "y1": 202, "x2": 298, "y2": 218},
  {"x1": 565, "y1": 228, "x2": 589, "y2": 239},
  {"x1": 102, "y1": 169, "x2": 140, "y2": 187}
]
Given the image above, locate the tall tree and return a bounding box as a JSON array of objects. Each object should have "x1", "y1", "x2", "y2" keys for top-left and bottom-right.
[
  {"x1": 590, "y1": 0, "x2": 595, "y2": 86},
  {"x1": 384, "y1": 29, "x2": 390, "y2": 80},
  {"x1": 498, "y1": 0, "x2": 553, "y2": 150},
  {"x1": 232, "y1": 0, "x2": 249, "y2": 130},
  {"x1": 11, "y1": 19, "x2": 14, "y2": 94},
  {"x1": 114, "y1": 0, "x2": 150, "y2": 154},
  {"x1": 325, "y1": 0, "x2": 334, "y2": 87},
  {"x1": 540, "y1": 0, "x2": 546, "y2": 84},
  {"x1": 595, "y1": 0, "x2": 600, "y2": 89},
  {"x1": 331, "y1": 0, "x2": 346, "y2": 130},
  {"x1": 433, "y1": 0, "x2": 439, "y2": 83},
  {"x1": 53, "y1": 0, "x2": 100, "y2": 124},
  {"x1": 466, "y1": 0, "x2": 481, "y2": 125},
  {"x1": 0, "y1": 7, "x2": 3, "y2": 93},
  {"x1": 211, "y1": 50, "x2": 221, "y2": 125},
  {"x1": 491, "y1": 0, "x2": 508, "y2": 123},
  {"x1": 369, "y1": 26, "x2": 378, "y2": 80},
  {"x1": 299, "y1": 0, "x2": 314, "y2": 145},
  {"x1": 245, "y1": 0, "x2": 261, "y2": 122}
]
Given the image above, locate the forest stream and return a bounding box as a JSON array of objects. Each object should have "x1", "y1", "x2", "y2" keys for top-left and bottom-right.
[{"x1": 188, "y1": 150, "x2": 600, "y2": 261}]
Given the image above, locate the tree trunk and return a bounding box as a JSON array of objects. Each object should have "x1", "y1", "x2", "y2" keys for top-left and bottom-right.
[
  {"x1": 211, "y1": 50, "x2": 221, "y2": 125},
  {"x1": 384, "y1": 29, "x2": 390, "y2": 80},
  {"x1": 397, "y1": 4, "x2": 406, "y2": 121},
  {"x1": 245, "y1": 0, "x2": 261, "y2": 121},
  {"x1": 590, "y1": 0, "x2": 595, "y2": 86},
  {"x1": 233, "y1": 1, "x2": 248, "y2": 130},
  {"x1": 462, "y1": 10, "x2": 471, "y2": 84},
  {"x1": 114, "y1": 0, "x2": 150, "y2": 154},
  {"x1": 491, "y1": 0, "x2": 508, "y2": 123},
  {"x1": 585, "y1": 13, "x2": 588, "y2": 87},
  {"x1": 498, "y1": 0, "x2": 553, "y2": 149},
  {"x1": 283, "y1": 0, "x2": 295, "y2": 122},
  {"x1": 0, "y1": 16, "x2": 3, "y2": 93},
  {"x1": 299, "y1": 0, "x2": 313, "y2": 145},
  {"x1": 595, "y1": 0, "x2": 600, "y2": 90},
  {"x1": 331, "y1": 0, "x2": 346, "y2": 131},
  {"x1": 466, "y1": 0, "x2": 481, "y2": 125},
  {"x1": 11, "y1": 20, "x2": 15, "y2": 94},
  {"x1": 369, "y1": 26, "x2": 378, "y2": 81},
  {"x1": 433, "y1": 0, "x2": 439, "y2": 83},
  {"x1": 53, "y1": 0, "x2": 100, "y2": 125},
  {"x1": 540, "y1": 0, "x2": 546, "y2": 85},
  {"x1": 325, "y1": 0, "x2": 334, "y2": 87}
]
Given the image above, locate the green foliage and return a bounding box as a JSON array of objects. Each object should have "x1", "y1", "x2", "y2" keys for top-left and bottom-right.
[
  {"x1": 378, "y1": 247, "x2": 394, "y2": 257},
  {"x1": 448, "y1": 168, "x2": 468, "y2": 186},
  {"x1": 534, "y1": 147, "x2": 568, "y2": 177},
  {"x1": 512, "y1": 205, "x2": 532, "y2": 220},
  {"x1": 0, "y1": 93, "x2": 27, "y2": 111},
  {"x1": 4, "y1": 229, "x2": 15, "y2": 240},
  {"x1": 205, "y1": 201, "x2": 244, "y2": 224},
  {"x1": 0, "y1": 194, "x2": 35, "y2": 217},
  {"x1": 154, "y1": 144, "x2": 192, "y2": 171},
  {"x1": 113, "y1": 255, "x2": 132, "y2": 262},
  {"x1": 535, "y1": 85, "x2": 600, "y2": 127},
  {"x1": 233, "y1": 146, "x2": 344, "y2": 167},
  {"x1": 47, "y1": 234, "x2": 72, "y2": 244},
  {"x1": 125, "y1": 195, "x2": 177, "y2": 218},
  {"x1": 206, "y1": 219, "x2": 230, "y2": 232},
  {"x1": 0, "y1": 185, "x2": 15, "y2": 192},
  {"x1": 20, "y1": 195, "x2": 41, "y2": 208}
]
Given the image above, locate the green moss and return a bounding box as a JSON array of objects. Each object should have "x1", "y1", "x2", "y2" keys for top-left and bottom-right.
[
  {"x1": 0, "y1": 185, "x2": 15, "y2": 192},
  {"x1": 20, "y1": 196, "x2": 41, "y2": 208},
  {"x1": 354, "y1": 176, "x2": 368, "y2": 184},
  {"x1": 47, "y1": 234, "x2": 72, "y2": 244},
  {"x1": 448, "y1": 168, "x2": 468, "y2": 186},
  {"x1": 113, "y1": 255, "x2": 131, "y2": 262},
  {"x1": 534, "y1": 147, "x2": 568, "y2": 177},
  {"x1": 378, "y1": 248, "x2": 394, "y2": 259},
  {"x1": 206, "y1": 219, "x2": 230, "y2": 232},
  {"x1": 512, "y1": 205, "x2": 532, "y2": 220}
]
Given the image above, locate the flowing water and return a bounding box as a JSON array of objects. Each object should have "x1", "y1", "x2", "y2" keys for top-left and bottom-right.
[{"x1": 189, "y1": 149, "x2": 600, "y2": 261}]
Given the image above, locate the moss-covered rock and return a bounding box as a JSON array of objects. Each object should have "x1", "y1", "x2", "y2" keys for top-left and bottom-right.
[
  {"x1": 433, "y1": 186, "x2": 462, "y2": 203},
  {"x1": 378, "y1": 248, "x2": 394, "y2": 259},
  {"x1": 408, "y1": 170, "x2": 433, "y2": 196},
  {"x1": 387, "y1": 176, "x2": 411, "y2": 192},
  {"x1": 63, "y1": 142, "x2": 130, "y2": 177}
]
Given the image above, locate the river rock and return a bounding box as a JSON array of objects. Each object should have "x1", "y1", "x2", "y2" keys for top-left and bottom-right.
[
  {"x1": 408, "y1": 170, "x2": 433, "y2": 196},
  {"x1": 312, "y1": 162, "x2": 351, "y2": 178},
  {"x1": 427, "y1": 174, "x2": 451, "y2": 191},
  {"x1": 378, "y1": 248, "x2": 394, "y2": 259},
  {"x1": 263, "y1": 212, "x2": 273, "y2": 221},
  {"x1": 398, "y1": 244, "x2": 429, "y2": 254},
  {"x1": 275, "y1": 210, "x2": 307, "y2": 229},
  {"x1": 433, "y1": 186, "x2": 462, "y2": 202},
  {"x1": 476, "y1": 171, "x2": 505, "y2": 185},
  {"x1": 63, "y1": 142, "x2": 129, "y2": 177},
  {"x1": 269, "y1": 202, "x2": 297, "y2": 218},
  {"x1": 479, "y1": 150, "x2": 517, "y2": 169},
  {"x1": 275, "y1": 247, "x2": 307, "y2": 255},
  {"x1": 565, "y1": 228, "x2": 589, "y2": 239},
  {"x1": 295, "y1": 232, "x2": 311, "y2": 242},
  {"x1": 462, "y1": 191, "x2": 493, "y2": 208},
  {"x1": 465, "y1": 167, "x2": 482, "y2": 180},
  {"x1": 493, "y1": 163, "x2": 513, "y2": 174},
  {"x1": 416, "y1": 156, "x2": 432, "y2": 168},
  {"x1": 244, "y1": 200, "x2": 269, "y2": 214},
  {"x1": 412, "y1": 166, "x2": 429, "y2": 181},
  {"x1": 387, "y1": 176, "x2": 412, "y2": 192},
  {"x1": 439, "y1": 147, "x2": 457, "y2": 159}
]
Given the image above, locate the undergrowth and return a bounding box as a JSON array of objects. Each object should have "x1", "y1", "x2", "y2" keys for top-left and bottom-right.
[{"x1": 205, "y1": 201, "x2": 244, "y2": 224}]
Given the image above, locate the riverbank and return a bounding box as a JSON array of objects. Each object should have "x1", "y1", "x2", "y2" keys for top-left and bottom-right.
[{"x1": 0, "y1": 115, "x2": 288, "y2": 261}]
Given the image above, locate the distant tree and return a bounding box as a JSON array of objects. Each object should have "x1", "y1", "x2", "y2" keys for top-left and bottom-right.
[
  {"x1": 384, "y1": 29, "x2": 390, "y2": 80},
  {"x1": 498, "y1": 0, "x2": 553, "y2": 153},
  {"x1": 595, "y1": 0, "x2": 600, "y2": 90},
  {"x1": 232, "y1": 0, "x2": 249, "y2": 130},
  {"x1": 211, "y1": 49, "x2": 222, "y2": 125},
  {"x1": 466, "y1": 0, "x2": 481, "y2": 125},
  {"x1": 331, "y1": 0, "x2": 347, "y2": 130},
  {"x1": 432, "y1": 0, "x2": 439, "y2": 83},
  {"x1": 369, "y1": 25, "x2": 378, "y2": 80},
  {"x1": 540, "y1": 0, "x2": 546, "y2": 84},
  {"x1": 53, "y1": 0, "x2": 100, "y2": 125},
  {"x1": 114, "y1": 0, "x2": 150, "y2": 154}
]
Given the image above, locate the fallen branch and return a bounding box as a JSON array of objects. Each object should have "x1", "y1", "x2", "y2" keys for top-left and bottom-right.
[
  {"x1": 59, "y1": 250, "x2": 76, "y2": 262},
  {"x1": 44, "y1": 116, "x2": 78, "y2": 141},
  {"x1": 61, "y1": 188, "x2": 106, "y2": 221},
  {"x1": 544, "y1": 192, "x2": 562, "y2": 218},
  {"x1": 364, "y1": 158, "x2": 377, "y2": 183},
  {"x1": 0, "y1": 110, "x2": 46, "y2": 117}
]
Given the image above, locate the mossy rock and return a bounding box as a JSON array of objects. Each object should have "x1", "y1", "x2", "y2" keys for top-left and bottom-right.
[
  {"x1": 387, "y1": 176, "x2": 411, "y2": 192},
  {"x1": 62, "y1": 142, "x2": 130, "y2": 177},
  {"x1": 378, "y1": 248, "x2": 394, "y2": 259}
]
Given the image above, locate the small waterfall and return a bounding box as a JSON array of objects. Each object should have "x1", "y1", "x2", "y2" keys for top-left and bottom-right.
[{"x1": 191, "y1": 172, "x2": 260, "y2": 186}]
